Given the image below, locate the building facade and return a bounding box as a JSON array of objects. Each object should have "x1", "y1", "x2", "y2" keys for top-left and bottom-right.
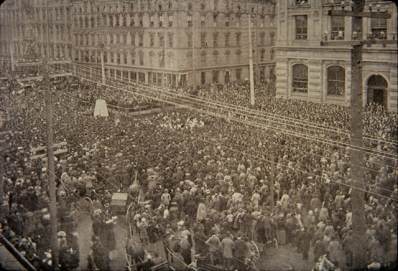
[
  {"x1": 0, "y1": 0, "x2": 73, "y2": 75},
  {"x1": 0, "y1": 0, "x2": 277, "y2": 87},
  {"x1": 275, "y1": 0, "x2": 397, "y2": 111}
]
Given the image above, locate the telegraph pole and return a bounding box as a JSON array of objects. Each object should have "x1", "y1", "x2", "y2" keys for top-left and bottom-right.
[
  {"x1": 349, "y1": 3, "x2": 367, "y2": 268},
  {"x1": 322, "y1": 1, "x2": 393, "y2": 269},
  {"x1": 45, "y1": 1, "x2": 59, "y2": 269},
  {"x1": 248, "y1": 13, "x2": 255, "y2": 106},
  {"x1": 270, "y1": 121, "x2": 275, "y2": 212},
  {"x1": 100, "y1": 44, "x2": 106, "y2": 85},
  {"x1": 191, "y1": 10, "x2": 195, "y2": 88}
]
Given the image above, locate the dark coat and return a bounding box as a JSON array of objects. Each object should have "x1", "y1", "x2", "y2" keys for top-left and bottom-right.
[{"x1": 234, "y1": 238, "x2": 247, "y2": 259}]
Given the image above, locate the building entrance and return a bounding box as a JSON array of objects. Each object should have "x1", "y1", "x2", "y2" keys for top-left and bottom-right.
[{"x1": 367, "y1": 75, "x2": 388, "y2": 107}]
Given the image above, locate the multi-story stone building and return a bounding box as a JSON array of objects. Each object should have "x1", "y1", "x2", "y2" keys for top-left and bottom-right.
[
  {"x1": 275, "y1": 0, "x2": 397, "y2": 111},
  {"x1": 0, "y1": 0, "x2": 73, "y2": 75},
  {"x1": 0, "y1": 0, "x2": 277, "y2": 87},
  {"x1": 71, "y1": 0, "x2": 276, "y2": 87}
]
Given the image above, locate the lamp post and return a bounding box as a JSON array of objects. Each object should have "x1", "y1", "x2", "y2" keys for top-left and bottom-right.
[{"x1": 248, "y1": 13, "x2": 255, "y2": 106}]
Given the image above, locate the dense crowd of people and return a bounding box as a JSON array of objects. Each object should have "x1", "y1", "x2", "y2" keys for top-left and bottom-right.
[{"x1": 1, "y1": 71, "x2": 397, "y2": 271}]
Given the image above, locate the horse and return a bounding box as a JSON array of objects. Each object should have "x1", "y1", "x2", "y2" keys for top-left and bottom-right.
[
  {"x1": 128, "y1": 171, "x2": 141, "y2": 200},
  {"x1": 125, "y1": 237, "x2": 145, "y2": 269}
]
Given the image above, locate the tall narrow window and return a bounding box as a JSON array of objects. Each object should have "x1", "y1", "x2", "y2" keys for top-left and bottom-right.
[
  {"x1": 295, "y1": 15, "x2": 307, "y2": 40},
  {"x1": 130, "y1": 15, "x2": 135, "y2": 26},
  {"x1": 236, "y1": 33, "x2": 241, "y2": 46},
  {"x1": 188, "y1": 15, "x2": 193, "y2": 27},
  {"x1": 201, "y1": 52, "x2": 206, "y2": 66},
  {"x1": 270, "y1": 32, "x2": 275, "y2": 45},
  {"x1": 225, "y1": 32, "x2": 230, "y2": 47},
  {"x1": 260, "y1": 33, "x2": 265, "y2": 45},
  {"x1": 150, "y1": 33, "x2": 155, "y2": 46},
  {"x1": 292, "y1": 64, "x2": 308, "y2": 93},
  {"x1": 327, "y1": 66, "x2": 345, "y2": 96},
  {"x1": 213, "y1": 32, "x2": 218, "y2": 47},
  {"x1": 159, "y1": 33, "x2": 164, "y2": 47},
  {"x1": 201, "y1": 33, "x2": 206, "y2": 47},
  {"x1": 213, "y1": 70, "x2": 219, "y2": 83},
  {"x1": 139, "y1": 53, "x2": 143, "y2": 65},
  {"x1": 260, "y1": 49, "x2": 265, "y2": 62},
  {"x1": 168, "y1": 33, "x2": 174, "y2": 47},
  {"x1": 331, "y1": 16, "x2": 344, "y2": 40},
  {"x1": 159, "y1": 14, "x2": 163, "y2": 27},
  {"x1": 131, "y1": 32, "x2": 135, "y2": 45},
  {"x1": 139, "y1": 33, "x2": 143, "y2": 46},
  {"x1": 225, "y1": 16, "x2": 229, "y2": 27},
  {"x1": 150, "y1": 15, "x2": 154, "y2": 27},
  {"x1": 201, "y1": 16, "x2": 205, "y2": 27},
  {"x1": 371, "y1": 17, "x2": 387, "y2": 39},
  {"x1": 124, "y1": 52, "x2": 128, "y2": 64},
  {"x1": 236, "y1": 69, "x2": 241, "y2": 80},
  {"x1": 187, "y1": 33, "x2": 193, "y2": 47},
  {"x1": 213, "y1": 14, "x2": 218, "y2": 27},
  {"x1": 236, "y1": 15, "x2": 240, "y2": 27},
  {"x1": 168, "y1": 15, "x2": 173, "y2": 27}
]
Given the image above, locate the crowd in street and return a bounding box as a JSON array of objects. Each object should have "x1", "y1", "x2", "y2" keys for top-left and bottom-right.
[{"x1": 1, "y1": 72, "x2": 397, "y2": 271}]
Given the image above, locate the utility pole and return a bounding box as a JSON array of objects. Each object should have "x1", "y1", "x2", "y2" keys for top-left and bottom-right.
[
  {"x1": 162, "y1": 23, "x2": 166, "y2": 87},
  {"x1": 191, "y1": 11, "x2": 195, "y2": 88},
  {"x1": 100, "y1": 44, "x2": 106, "y2": 85},
  {"x1": 349, "y1": 4, "x2": 367, "y2": 268},
  {"x1": 322, "y1": 1, "x2": 393, "y2": 269},
  {"x1": 45, "y1": 1, "x2": 59, "y2": 269},
  {"x1": 248, "y1": 13, "x2": 255, "y2": 106},
  {"x1": 270, "y1": 121, "x2": 275, "y2": 212}
]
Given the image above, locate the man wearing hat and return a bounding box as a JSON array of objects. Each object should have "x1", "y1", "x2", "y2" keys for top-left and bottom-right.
[
  {"x1": 234, "y1": 234, "x2": 247, "y2": 270},
  {"x1": 205, "y1": 229, "x2": 220, "y2": 265},
  {"x1": 194, "y1": 223, "x2": 207, "y2": 256},
  {"x1": 221, "y1": 232, "x2": 235, "y2": 270}
]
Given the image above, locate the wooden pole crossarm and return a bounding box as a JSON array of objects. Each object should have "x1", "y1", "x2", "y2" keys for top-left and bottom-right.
[{"x1": 328, "y1": 10, "x2": 391, "y2": 19}]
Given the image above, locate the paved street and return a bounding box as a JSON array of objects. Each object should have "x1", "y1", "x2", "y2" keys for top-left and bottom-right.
[
  {"x1": 0, "y1": 243, "x2": 26, "y2": 271},
  {"x1": 76, "y1": 206, "x2": 322, "y2": 271}
]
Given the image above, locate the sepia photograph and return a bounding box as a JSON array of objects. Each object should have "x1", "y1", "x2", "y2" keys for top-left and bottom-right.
[{"x1": 0, "y1": 0, "x2": 397, "y2": 270}]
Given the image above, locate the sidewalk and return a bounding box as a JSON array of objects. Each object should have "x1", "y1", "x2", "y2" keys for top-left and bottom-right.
[{"x1": 0, "y1": 243, "x2": 26, "y2": 271}]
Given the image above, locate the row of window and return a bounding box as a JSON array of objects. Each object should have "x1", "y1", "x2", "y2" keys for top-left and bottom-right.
[
  {"x1": 292, "y1": 65, "x2": 345, "y2": 96},
  {"x1": 73, "y1": 1, "x2": 273, "y2": 15},
  {"x1": 73, "y1": 31, "x2": 264, "y2": 48},
  {"x1": 295, "y1": 15, "x2": 388, "y2": 41},
  {"x1": 73, "y1": 13, "x2": 274, "y2": 29}
]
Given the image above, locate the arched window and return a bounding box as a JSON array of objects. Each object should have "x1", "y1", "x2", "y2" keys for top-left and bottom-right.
[
  {"x1": 367, "y1": 75, "x2": 388, "y2": 107},
  {"x1": 327, "y1": 66, "x2": 345, "y2": 96},
  {"x1": 292, "y1": 64, "x2": 308, "y2": 93}
]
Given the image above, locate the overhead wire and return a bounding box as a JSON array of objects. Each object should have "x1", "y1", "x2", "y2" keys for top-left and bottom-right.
[
  {"x1": 40, "y1": 63, "x2": 397, "y2": 185},
  {"x1": 61, "y1": 61, "x2": 397, "y2": 148},
  {"x1": 40, "y1": 63, "x2": 398, "y2": 172},
  {"x1": 62, "y1": 62, "x2": 397, "y2": 161}
]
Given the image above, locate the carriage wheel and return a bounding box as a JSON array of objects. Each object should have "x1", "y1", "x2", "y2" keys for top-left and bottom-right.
[{"x1": 250, "y1": 241, "x2": 260, "y2": 266}]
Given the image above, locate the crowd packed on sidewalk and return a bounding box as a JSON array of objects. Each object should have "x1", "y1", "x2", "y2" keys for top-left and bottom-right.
[{"x1": 1, "y1": 73, "x2": 397, "y2": 270}]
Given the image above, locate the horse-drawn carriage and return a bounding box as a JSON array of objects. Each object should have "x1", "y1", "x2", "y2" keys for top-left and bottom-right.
[{"x1": 186, "y1": 241, "x2": 260, "y2": 271}]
